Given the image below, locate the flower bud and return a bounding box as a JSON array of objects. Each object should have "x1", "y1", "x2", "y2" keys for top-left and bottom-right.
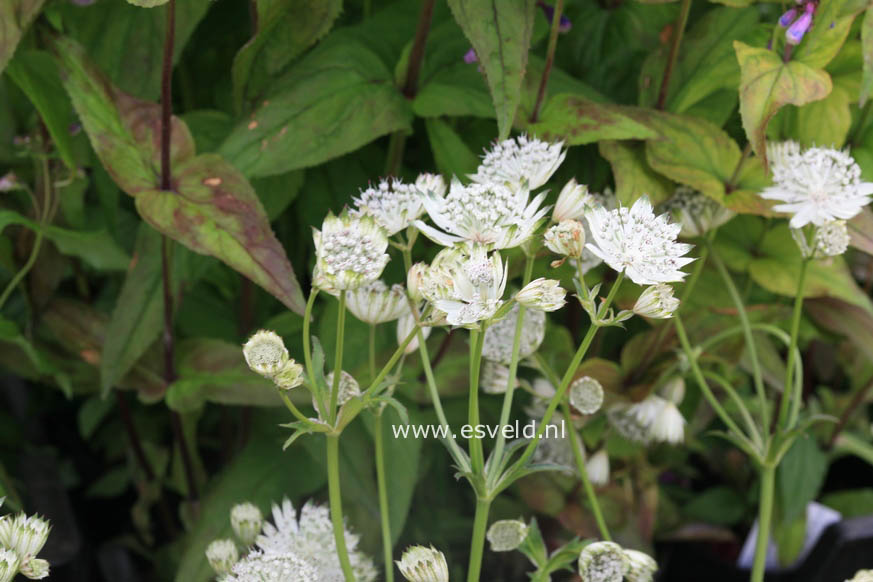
[
  {"x1": 578, "y1": 541, "x2": 629, "y2": 582},
  {"x1": 396, "y1": 545, "x2": 449, "y2": 582},
  {"x1": 661, "y1": 376, "x2": 685, "y2": 405},
  {"x1": 814, "y1": 220, "x2": 849, "y2": 257},
  {"x1": 230, "y1": 502, "x2": 263, "y2": 546},
  {"x1": 346, "y1": 281, "x2": 408, "y2": 324},
  {"x1": 2, "y1": 514, "x2": 50, "y2": 560},
  {"x1": 650, "y1": 400, "x2": 685, "y2": 444},
  {"x1": 539, "y1": 2, "x2": 573, "y2": 32},
  {"x1": 397, "y1": 311, "x2": 431, "y2": 355},
  {"x1": 486, "y1": 519, "x2": 529, "y2": 552},
  {"x1": 313, "y1": 211, "x2": 390, "y2": 291},
  {"x1": 243, "y1": 330, "x2": 290, "y2": 378},
  {"x1": 778, "y1": 7, "x2": 798, "y2": 27},
  {"x1": 569, "y1": 376, "x2": 604, "y2": 414},
  {"x1": 463, "y1": 47, "x2": 478, "y2": 64},
  {"x1": 624, "y1": 549, "x2": 658, "y2": 582},
  {"x1": 407, "y1": 263, "x2": 428, "y2": 303},
  {"x1": 633, "y1": 284, "x2": 679, "y2": 319},
  {"x1": 205, "y1": 538, "x2": 239, "y2": 575},
  {"x1": 586, "y1": 449, "x2": 610, "y2": 486},
  {"x1": 318, "y1": 371, "x2": 361, "y2": 412},
  {"x1": 415, "y1": 173, "x2": 447, "y2": 198},
  {"x1": 20, "y1": 557, "x2": 50, "y2": 580},
  {"x1": 0, "y1": 549, "x2": 19, "y2": 582},
  {"x1": 786, "y1": 8, "x2": 812, "y2": 45},
  {"x1": 272, "y1": 359, "x2": 305, "y2": 390},
  {"x1": 553, "y1": 178, "x2": 591, "y2": 222},
  {"x1": 544, "y1": 220, "x2": 586, "y2": 258},
  {"x1": 516, "y1": 278, "x2": 566, "y2": 312}
]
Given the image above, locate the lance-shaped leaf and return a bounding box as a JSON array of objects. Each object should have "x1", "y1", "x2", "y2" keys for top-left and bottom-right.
[
  {"x1": 0, "y1": 0, "x2": 44, "y2": 74},
  {"x1": 446, "y1": 0, "x2": 537, "y2": 140},
  {"x1": 734, "y1": 41, "x2": 832, "y2": 167},
  {"x1": 53, "y1": 35, "x2": 306, "y2": 314}
]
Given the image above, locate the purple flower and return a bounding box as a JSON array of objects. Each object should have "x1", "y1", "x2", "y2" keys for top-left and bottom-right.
[
  {"x1": 778, "y1": 8, "x2": 798, "y2": 27},
  {"x1": 463, "y1": 47, "x2": 478, "y2": 64},
  {"x1": 537, "y1": 1, "x2": 572, "y2": 33},
  {"x1": 786, "y1": 9, "x2": 813, "y2": 45}
]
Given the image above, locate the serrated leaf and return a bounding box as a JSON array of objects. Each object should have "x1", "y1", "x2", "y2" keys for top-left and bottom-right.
[
  {"x1": 446, "y1": 0, "x2": 537, "y2": 139},
  {"x1": 735, "y1": 41, "x2": 833, "y2": 166},
  {"x1": 0, "y1": 0, "x2": 44, "y2": 74},
  {"x1": 528, "y1": 94, "x2": 659, "y2": 145},
  {"x1": 598, "y1": 140, "x2": 673, "y2": 206}
]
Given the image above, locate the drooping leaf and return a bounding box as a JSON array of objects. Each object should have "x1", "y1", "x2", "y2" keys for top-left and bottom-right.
[
  {"x1": 445, "y1": 0, "x2": 537, "y2": 140},
  {"x1": 53, "y1": 35, "x2": 306, "y2": 314},
  {"x1": 232, "y1": 0, "x2": 343, "y2": 109},
  {"x1": 220, "y1": 34, "x2": 412, "y2": 177},
  {"x1": 598, "y1": 140, "x2": 673, "y2": 206},
  {"x1": 0, "y1": 0, "x2": 44, "y2": 74},
  {"x1": 527, "y1": 94, "x2": 658, "y2": 145},
  {"x1": 734, "y1": 41, "x2": 833, "y2": 166},
  {"x1": 425, "y1": 118, "x2": 480, "y2": 178}
]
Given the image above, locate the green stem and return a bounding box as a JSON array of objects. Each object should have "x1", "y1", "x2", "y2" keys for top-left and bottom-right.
[
  {"x1": 750, "y1": 465, "x2": 775, "y2": 582},
  {"x1": 562, "y1": 401, "x2": 611, "y2": 540},
  {"x1": 280, "y1": 392, "x2": 310, "y2": 424},
  {"x1": 466, "y1": 498, "x2": 491, "y2": 582},
  {"x1": 374, "y1": 413, "x2": 394, "y2": 582},
  {"x1": 778, "y1": 258, "x2": 809, "y2": 430},
  {"x1": 0, "y1": 228, "x2": 44, "y2": 310},
  {"x1": 330, "y1": 291, "x2": 347, "y2": 424},
  {"x1": 363, "y1": 321, "x2": 420, "y2": 398},
  {"x1": 655, "y1": 0, "x2": 692, "y2": 110},
  {"x1": 369, "y1": 324, "x2": 377, "y2": 383},
  {"x1": 468, "y1": 328, "x2": 487, "y2": 475},
  {"x1": 303, "y1": 290, "x2": 328, "y2": 418},
  {"x1": 529, "y1": 0, "x2": 564, "y2": 123},
  {"x1": 327, "y1": 435, "x2": 356, "y2": 581}
]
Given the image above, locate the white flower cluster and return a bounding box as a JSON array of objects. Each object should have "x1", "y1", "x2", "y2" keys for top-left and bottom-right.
[
  {"x1": 207, "y1": 498, "x2": 377, "y2": 582},
  {"x1": 0, "y1": 501, "x2": 51, "y2": 582},
  {"x1": 660, "y1": 186, "x2": 735, "y2": 238},
  {"x1": 353, "y1": 174, "x2": 446, "y2": 235},
  {"x1": 243, "y1": 330, "x2": 305, "y2": 391},
  {"x1": 577, "y1": 542, "x2": 658, "y2": 582},
  {"x1": 314, "y1": 212, "x2": 390, "y2": 292}
]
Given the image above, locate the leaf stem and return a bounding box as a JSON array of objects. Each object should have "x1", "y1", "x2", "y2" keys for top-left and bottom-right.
[
  {"x1": 530, "y1": 0, "x2": 564, "y2": 123},
  {"x1": 160, "y1": 0, "x2": 175, "y2": 192},
  {"x1": 374, "y1": 413, "x2": 394, "y2": 582},
  {"x1": 777, "y1": 258, "x2": 809, "y2": 430},
  {"x1": 562, "y1": 400, "x2": 611, "y2": 540},
  {"x1": 468, "y1": 327, "x2": 487, "y2": 475},
  {"x1": 330, "y1": 291, "x2": 348, "y2": 424},
  {"x1": 327, "y1": 434, "x2": 356, "y2": 581},
  {"x1": 655, "y1": 0, "x2": 691, "y2": 110},
  {"x1": 466, "y1": 497, "x2": 491, "y2": 582},
  {"x1": 750, "y1": 465, "x2": 775, "y2": 582},
  {"x1": 280, "y1": 392, "x2": 310, "y2": 424}
]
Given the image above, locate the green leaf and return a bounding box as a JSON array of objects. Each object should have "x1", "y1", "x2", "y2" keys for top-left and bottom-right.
[
  {"x1": 165, "y1": 338, "x2": 284, "y2": 412},
  {"x1": 527, "y1": 94, "x2": 658, "y2": 145},
  {"x1": 445, "y1": 0, "x2": 537, "y2": 139},
  {"x1": 5, "y1": 50, "x2": 76, "y2": 169},
  {"x1": 793, "y1": 0, "x2": 863, "y2": 70},
  {"x1": 0, "y1": 209, "x2": 129, "y2": 270},
  {"x1": 806, "y1": 296, "x2": 873, "y2": 362},
  {"x1": 773, "y1": 511, "x2": 807, "y2": 567},
  {"x1": 126, "y1": 0, "x2": 169, "y2": 7},
  {"x1": 821, "y1": 488, "x2": 873, "y2": 517},
  {"x1": 0, "y1": 315, "x2": 72, "y2": 397},
  {"x1": 683, "y1": 486, "x2": 747, "y2": 525},
  {"x1": 232, "y1": 0, "x2": 342, "y2": 109},
  {"x1": 425, "y1": 118, "x2": 480, "y2": 178},
  {"x1": 173, "y1": 411, "x2": 326, "y2": 582},
  {"x1": 53, "y1": 35, "x2": 306, "y2": 314},
  {"x1": 862, "y1": 6, "x2": 873, "y2": 105},
  {"x1": 597, "y1": 140, "x2": 673, "y2": 206},
  {"x1": 777, "y1": 435, "x2": 827, "y2": 522},
  {"x1": 848, "y1": 207, "x2": 873, "y2": 255},
  {"x1": 220, "y1": 33, "x2": 412, "y2": 178},
  {"x1": 734, "y1": 41, "x2": 833, "y2": 165},
  {"x1": 0, "y1": 0, "x2": 44, "y2": 74}
]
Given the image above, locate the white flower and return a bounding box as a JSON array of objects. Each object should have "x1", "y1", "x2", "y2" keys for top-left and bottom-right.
[
  {"x1": 273, "y1": 360, "x2": 305, "y2": 391},
  {"x1": 0, "y1": 513, "x2": 50, "y2": 560},
  {"x1": 624, "y1": 549, "x2": 658, "y2": 582},
  {"x1": 396, "y1": 545, "x2": 449, "y2": 582},
  {"x1": 847, "y1": 570, "x2": 873, "y2": 582},
  {"x1": 415, "y1": 172, "x2": 447, "y2": 198},
  {"x1": 352, "y1": 176, "x2": 437, "y2": 235},
  {"x1": 432, "y1": 246, "x2": 508, "y2": 326},
  {"x1": 569, "y1": 376, "x2": 604, "y2": 414},
  {"x1": 516, "y1": 278, "x2": 566, "y2": 312},
  {"x1": 480, "y1": 360, "x2": 516, "y2": 394},
  {"x1": 761, "y1": 142, "x2": 873, "y2": 228},
  {"x1": 544, "y1": 220, "x2": 586, "y2": 258},
  {"x1": 576, "y1": 189, "x2": 617, "y2": 274},
  {"x1": 206, "y1": 539, "x2": 239, "y2": 575},
  {"x1": 407, "y1": 263, "x2": 428, "y2": 303},
  {"x1": 231, "y1": 502, "x2": 263, "y2": 546},
  {"x1": 661, "y1": 377, "x2": 685, "y2": 405},
  {"x1": 471, "y1": 134, "x2": 566, "y2": 191},
  {"x1": 553, "y1": 178, "x2": 592, "y2": 222},
  {"x1": 346, "y1": 281, "x2": 408, "y2": 324},
  {"x1": 586, "y1": 449, "x2": 610, "y2": 486},
  {"x1": 318, "y1": 371, "x2": 361, "y2": 412},
  {"x1": 482, "y1": 304, "x2": 545, "y2": 365},
  {"x1": 313, "y1": 211, "x2": 390, "y2": 291},
  {"x1": 415, "y1": 177, "x2": 549, "y2": 249},
  {"x1": 225, "y1": 550, "x2": 318, "y2": 582},
  {"x1": 397, "y1": 310, "x2": 431, "y2": 354},
  {"x1": 256, "y1": 498, "x2": 377, "y2": 581},
  {"x1": 660, "y1": 186, "x2": 735, "y2": 238},
  {"x1": 0, "y1": 549, "x2": 19, "y2": 582},
  {"x1": 649, "y1": 399, "x2": 685, "y2": 444},
  {"x1": 578, "y1": 541, "x2": 630, "y2": 582},
  {"x1": 585, "y1": 196, "x2": 694, "y2": 285},
  {"x1": 609, "y1": 395, "x2": 685, "y2": 444},
  {"x1": 814, "y1": 220, "x2": 850, "y2": 257},
  {"x1": 633, "y1": 284, "x2": 680, "y2": 319},
  {"x1": 486, "y1": 519, "x2": 529, "y2": 552},
  {"x1": 19, "y1": 557, "x2": 49, "y2": 580},
  {"x1": 244, "y1": 330, "x2": 290, "y2": 378}
]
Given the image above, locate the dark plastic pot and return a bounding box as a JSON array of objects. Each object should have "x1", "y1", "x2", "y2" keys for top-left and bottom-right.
[{"x1": 656, "y1": 515, "x2": 873, "y2": 582}]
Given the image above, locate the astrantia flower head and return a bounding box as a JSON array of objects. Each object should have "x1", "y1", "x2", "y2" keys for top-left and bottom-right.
[
  {"x1": 569, "y1": 376, "x2": 604, "y2": 414},
  {"x1": 761, "y1": 141, "x2": 873, "y2": 228},
  {"x1": 431, "y1": 246, "x2": 508, "y2": 326},
  {"x1": 578, "y1": 541, "x2": 630, "y2": 582},
  {"x1": 480, "y1": 360, "x2": 515, "y2": 394},
  {"x1": 415, "y1": 177, "x2": 549, "y2": 249},
  {"x1": 346, "y1": 280, "x2": 408, "y2": 324},
  {"x1": 318, "y1": 371, "x2": 361, "y2": 411},
  {"x1": 470, "y1": 134, "x2": 566, "y2": 191},
  {"x1": 20, "y1": 556, "x2": 49, "y2": 580},
  {"x1": 585, "y1": 196, "x2": 694, "y2": 285},
  {"x1": 352, "y1": 177, "x2": 435, "y2": 235},
  {"x1": 516, "y1": 278, "x2": 566, "y2": 312},
  {"x1": 225, "y1": 550, "x2": 318, "y2": 582},
  {"x1": 256, "y1": 498, "x2": 377, "y2": 581},
  {"x1": 610, "y1": 395, "x2": 685, "y2": 444},
  {"x1": 660, "y1": 186, "x2": 735, "y2": 238},
  {"x1": 313, "y1": 211, "x2": 390, "y2": 291},
  {"x1": 206, "y1": 538, "x2": 239, "y2": 575},
  {"x1": 396, "y1": 545, "x2": 449, "y2": 582},
  {"x1": 552, "y1": 178, "x2": 592, "y2": 222},
  {"x1": 633, "y1": 284, "x2": 680, "y2": 319},
  {"x1": 586, "y1": 448, "x2": 610, "y2": 486},
  {"x1": 814, "y1": 220, "x2": 850, "y2": 257},
  {"x1": 486, "y1": 519, "x2": 529, "y2": 552},
  {"x1": 649, "y1": 399, "x2": 685, "y2": 444},
  {"x1": 272, "y1": 359, "x2": 305, "y2": 391},
  {"x1": 231, "y1": 502, "x2": 263, "y2": 546},
  {"x1": 2, "y1": 513, "x2": 50, "y2": 560},
  {"x1": 482, "y1": 304, "x2": 545, "y2": 365},
  {"x1": 0, "y1": 549, "x2": 19, "y2": 582},
  {"x1": 544, "y1": 219, "x2": 586, "y2": 259},
  {"x1": 624, "y1": 549, "x2": 658, "y2": 582},
  {"x1": 243, "y1": 330, "x2": 290, "y2": 378}
]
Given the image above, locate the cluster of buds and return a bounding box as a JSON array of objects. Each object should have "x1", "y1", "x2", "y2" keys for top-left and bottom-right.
[
  {"x1": 577, "y1": 541, "x2": 658, "y2": 582},
  {"x1": 486, "y1": 519, "x2": 530, "y2": 552},
  {"x1": 0, "y1": 501, "x2": 51, "y2": 581},
  {"x1": 396, "y1": 545, "x2": 449, "y2": 582},
  {"x1": 790, "y1": 221, "x2": 850, "y2": 259},
  {"x1": 779, "y1": 1, "x2": 816, "y2": 46},
  {"x1": 243, "y1": 330, "x2": 305, "y2": 391},
  {"x1": 205, "y1": 502, "x2": 264, "y2": 576}
]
